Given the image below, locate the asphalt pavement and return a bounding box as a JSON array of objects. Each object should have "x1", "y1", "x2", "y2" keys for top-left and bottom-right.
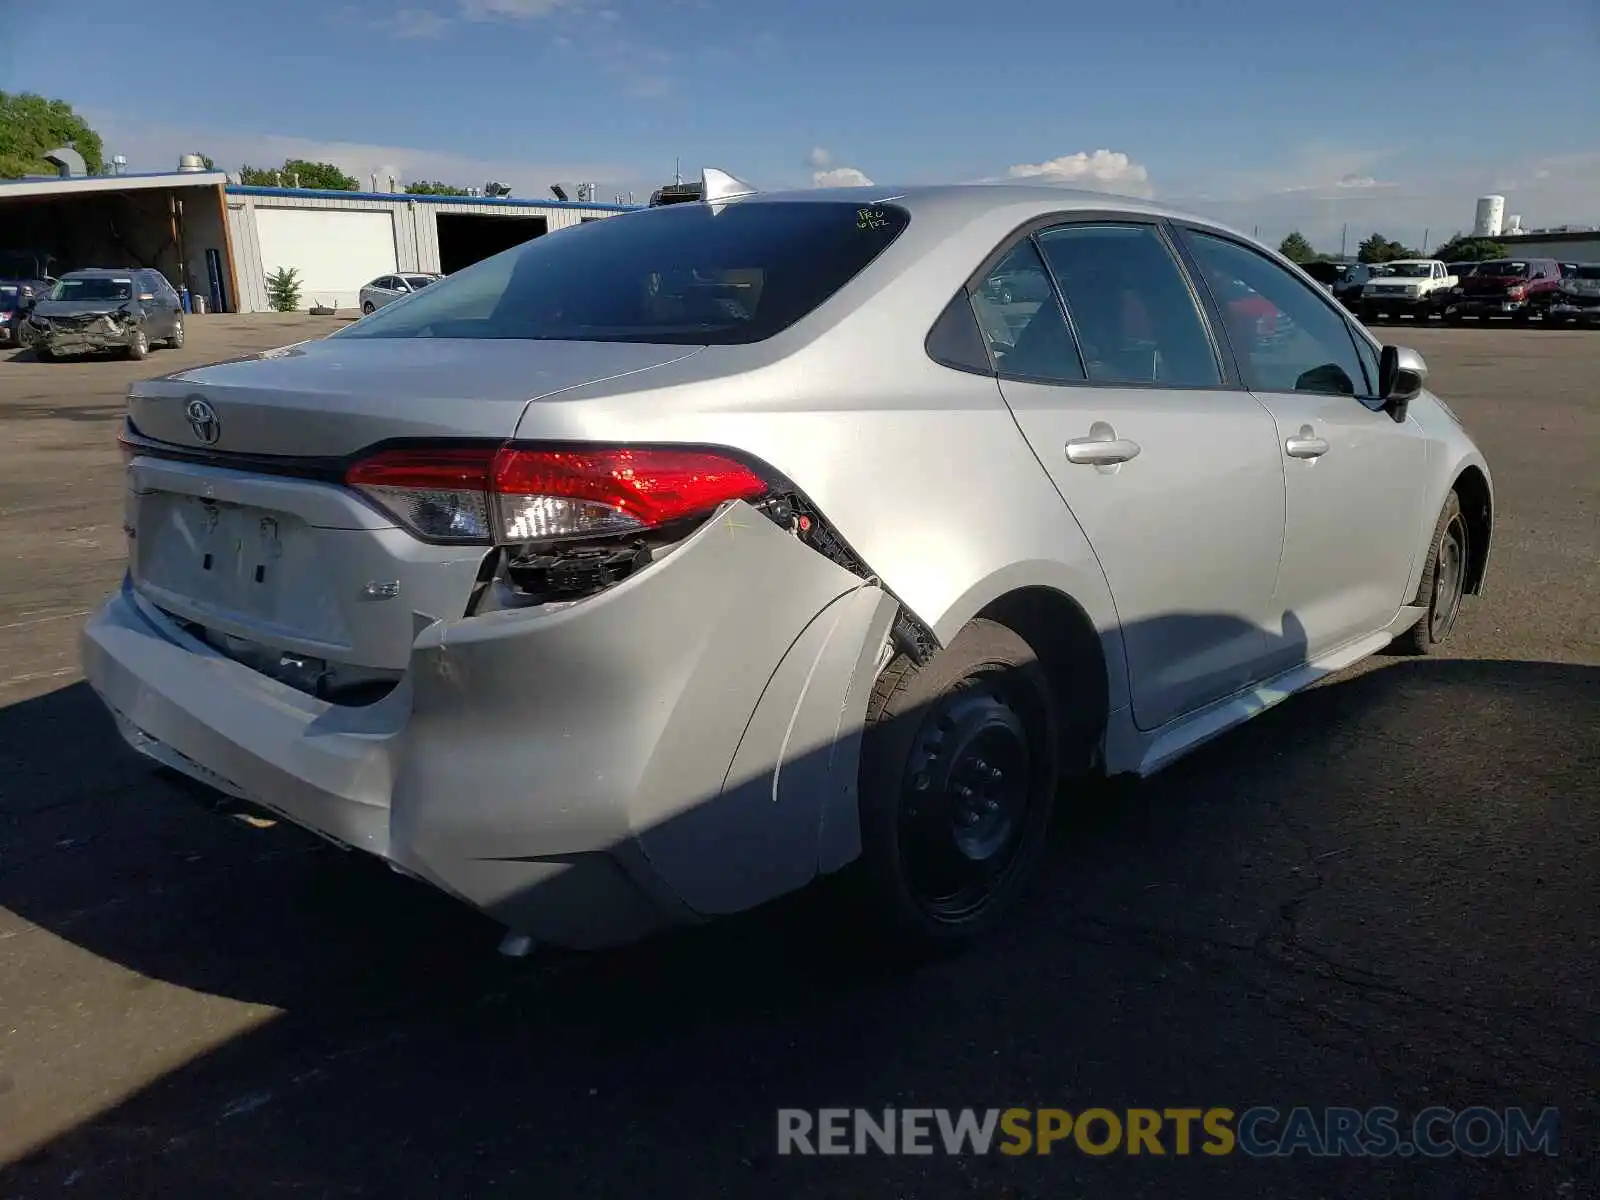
[{"x1": 0, "y1": 316, "x2": 1596, "y2": 1199}]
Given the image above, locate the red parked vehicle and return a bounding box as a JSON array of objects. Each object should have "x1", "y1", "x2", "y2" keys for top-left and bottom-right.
[{"x1": 1443, "y1": 257, "x2": 1563, "y2": 324}]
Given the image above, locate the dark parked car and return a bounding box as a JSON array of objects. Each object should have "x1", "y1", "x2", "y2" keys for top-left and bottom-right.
[
  {"x1": 1539, "y1": 262, "x2": 1600, "y2": 326},
  {"x1": 1330, "y1": 263, "x2": 1377, "y2": 311},
  {"x1": 25, "y1": 268, "x2": 186, "y2": 360},
  {"x1": 1443, "y1": 257, "x2": 1563, "y2": 324},
  {"x1": 0, "y1": 285, "x2": 27, "y2": 347},
  {"x1": 0, "y1": 250, "x2": 58, "y2": 305}
]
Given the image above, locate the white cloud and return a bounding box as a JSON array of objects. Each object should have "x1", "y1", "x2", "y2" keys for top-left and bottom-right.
[
  {"x1": 1169, "y1": 148, "x2": 1600, "y2": 255},
  {"x1": 804, "y1": 147, "x2": 831, "y2": 170},
  {"x1": 458, "y1": 0, "x2": 575, "y2": 18},
  {"x1": 1003, "y1": 149, "x2": 1153, "y2": 198},
  {"x1": 385, "y1": 7, "x2": 452, "y2": 38},
  {"x1": 812, "y1": 166, "x2": 873, "y2": 188}
]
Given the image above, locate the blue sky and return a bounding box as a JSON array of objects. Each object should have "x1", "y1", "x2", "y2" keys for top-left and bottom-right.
[{"x1": 5, "y1": 0, "x2": 1598, "y2": 249}]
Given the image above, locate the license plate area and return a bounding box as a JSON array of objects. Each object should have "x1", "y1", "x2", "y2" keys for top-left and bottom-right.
[{"x1": 131, "y1": 492, "x2": 345, "y2": 645}]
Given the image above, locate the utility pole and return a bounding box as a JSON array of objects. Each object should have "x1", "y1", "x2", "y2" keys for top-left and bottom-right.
[
  {"x1": 1341, "y1": 223, "x2": 1348, "y2": 259},
  {"x1": 673, "y1": 157, "x2": 681, "y2": 185},
  {"x1": 1422, "y1": 227, "x2": 1430, "y2": 254}
]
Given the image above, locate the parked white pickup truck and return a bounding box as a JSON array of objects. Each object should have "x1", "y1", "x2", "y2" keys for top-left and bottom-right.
[{"x1": 1360, "y1": 259, "x2": 1458, "y2": 322}]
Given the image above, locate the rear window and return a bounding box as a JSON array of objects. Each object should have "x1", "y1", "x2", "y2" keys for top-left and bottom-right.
[
  {"x1": 1477, "y1": 261, "x2": 1527, "y2": 277},
  {"x1": 338, "y1": 200, "x2": 911, "y2": 345}
]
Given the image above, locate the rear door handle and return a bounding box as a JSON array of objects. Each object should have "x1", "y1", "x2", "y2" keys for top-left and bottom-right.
[
  {"x1": 1285, "y1": 425, "x2": 1330, "y2": 460},
  {"x1": 1066, "y1": 432, "x2": 1142, "y2": 466}
]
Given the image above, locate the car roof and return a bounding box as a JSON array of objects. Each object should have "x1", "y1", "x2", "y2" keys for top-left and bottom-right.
[
  {"x1": 642, "y1": 182, "x2": 1286, "y2": 263},
  {"x1": 61, "y1": 267, "x2": 142, "y2": 277},
  {"x1": 752, "y1": 182, "x2": 1177, "y2": 221}
]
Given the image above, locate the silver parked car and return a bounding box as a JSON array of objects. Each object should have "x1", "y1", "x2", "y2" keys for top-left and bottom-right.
[
  {"x1": 358, "y1": 272, "x2": 443, "y2": 315},
  {"x1": 84, "y1": 171, "x2": 1493, "y2": 953}
]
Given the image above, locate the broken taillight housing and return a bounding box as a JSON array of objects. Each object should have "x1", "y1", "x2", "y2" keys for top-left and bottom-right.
[{"x1": 344, "y1": 444, "x2": 770, "y2": 545}]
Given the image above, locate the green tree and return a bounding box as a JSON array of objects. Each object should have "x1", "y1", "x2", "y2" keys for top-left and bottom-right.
[
  {"x1": 405, "y1": 180, "x2": 471, "y2": 196},
  {"x1": 1357, "y1": 232, "x2": 1418, "y2": 264},
  {"x1": 1278, "y1": 231, "x2": 1317, "y2": 264},
  {"x1": 1431, "y1": 234, "x2": 1507, "y2": 263},
  {"x1": 265, "y1": 267, "x2": 303, "y2": 312},
  {"x1": 199, "y1": 154, "x2": 216, "y2": 171},
  {"x1": 238, "y1": 159, "x2": 359, "y2": 190},
  {"x1": 0, "y1": 91, "x2": 105, "y2": 178}
]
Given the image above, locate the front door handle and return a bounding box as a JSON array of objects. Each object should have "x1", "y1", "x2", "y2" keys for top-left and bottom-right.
[
  {"x1": 1066, "y1": 423, "x2": 1142, "y2": 466},
  {"x1": 1285, "y1": 425, "x2": 1330, "y2": 460}
]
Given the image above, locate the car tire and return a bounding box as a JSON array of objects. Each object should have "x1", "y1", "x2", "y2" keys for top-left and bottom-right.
[
  {"x1": 34, "y1": 344, "x2": 53, "y2": 360},
  {"x1": 167, "y1": 321, "x2": 185, "y2": 349},
  {"x1": 847, "y1": 618, "x2": 1061, "y2": 953},
  {"x1": 126, "y1": 329, "x2": 148, "y2": 361},
  {"x1": 1393, "y1": 491, "x2": 1469, "y2": 657},
  {"x1": 361, "y1": 301, "x2": 375, "y2": 315},
  {"x1": 1445, "y1": 310, "x2": 1463, "y2": 326}
]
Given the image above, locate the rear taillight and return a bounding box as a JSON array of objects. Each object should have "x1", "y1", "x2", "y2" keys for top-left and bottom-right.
[{"x1": 345, "y1": 444, "x2": 769, "y2": 544}]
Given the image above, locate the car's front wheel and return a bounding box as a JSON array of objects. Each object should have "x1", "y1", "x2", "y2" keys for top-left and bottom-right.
[
  {"x1": 167, "y1": 320, "x2": 185, "y2": 349},
  {"x1": 126, "y1": 329, "x2": 148, "y2": 361},
  {"x1": 1394, "y1": 491, "x2": 1469, "y2": 656},
  {"x1": 361, "y1": 301, "x2": 376, "y2": 315},
  {"x1": 849, "y1": 618, "x2": 1061, "y2": 951}
]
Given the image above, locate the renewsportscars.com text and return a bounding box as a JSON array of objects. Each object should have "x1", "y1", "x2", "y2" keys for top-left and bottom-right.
[{"x1": 776, "y1": 1106, "x2": 1560, "y2": 1158}]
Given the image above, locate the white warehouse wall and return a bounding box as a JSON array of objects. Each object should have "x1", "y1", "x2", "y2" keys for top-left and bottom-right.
[
  {"x1": 224, "y1": 188, "x2": 634, "y2": 312},
  {"x1": 255, "y1": 208, "x2": 399, "y2": 311}
]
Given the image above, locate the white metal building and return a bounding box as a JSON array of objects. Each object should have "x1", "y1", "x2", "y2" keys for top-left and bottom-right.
[
  {"x1": 1497, "y1": 229, "x2": 1600, "y2": 264},
  {"x1": 0, "y1": 164, "x2": 638, "y2": 316},
  {"x1": 225, "y1": 185, "x2": 637, "y2": 312}
]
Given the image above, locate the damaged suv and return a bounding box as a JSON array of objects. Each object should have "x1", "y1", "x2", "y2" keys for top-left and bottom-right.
[
  {"x1": 28, "y1": 268, "x2": 185, "y2": 360},
  {"x1": 84, "y1": 171, "x2": 1494, "y2": 954}
]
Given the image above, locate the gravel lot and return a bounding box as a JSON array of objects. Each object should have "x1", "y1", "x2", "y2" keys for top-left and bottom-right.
[{"x1": 0, "y1": 316, "x2": 1596, "y2": 1199}]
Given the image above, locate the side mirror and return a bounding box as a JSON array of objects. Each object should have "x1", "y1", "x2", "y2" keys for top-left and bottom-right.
[{"x1": 1379, "y1": 345, "x2": 1427, "y2": 422}]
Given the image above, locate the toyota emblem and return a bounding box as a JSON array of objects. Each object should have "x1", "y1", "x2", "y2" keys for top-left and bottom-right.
[{"x1": 185, "y1": 398, "x2": 221, "y2": 445}]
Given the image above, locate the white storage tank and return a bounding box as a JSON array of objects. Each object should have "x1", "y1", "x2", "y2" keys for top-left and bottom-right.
[
  {"x1": 177, "y1": 153, "x2": 208, "y2": 173},
  {"x1": 1505, "y1": 214, "x2": 1523, "y2": 236},
  {"x1": 1473, "y1": 195, "x2": 1505, "y2": 238}
]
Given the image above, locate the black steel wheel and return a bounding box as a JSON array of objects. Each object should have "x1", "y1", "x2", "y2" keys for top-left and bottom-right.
[
  {"x1": 1394, "y1": 491, "x2": 1469, "y2": 655},
  {"x1": 850, "y1": 618, "x2": 1062, "y2": 950}
]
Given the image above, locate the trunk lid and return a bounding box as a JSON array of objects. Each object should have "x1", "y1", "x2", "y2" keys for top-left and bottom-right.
[
  {"x1": 123, "y1": 336, "x2": 704, "y2": 687},
  {"x1": 128, "y1": 336, "x2": 704, "y2": 457}
]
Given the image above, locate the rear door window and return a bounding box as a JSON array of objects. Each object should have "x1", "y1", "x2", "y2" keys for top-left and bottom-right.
[
  {"x1": 969, "y1": 239, "x2": 1083, "y2": 382},
  {"x1": 341, "y1": 200, "x2": 911, "y2": 345},
  {"x1": 1035, "y1": 223, "x2": 1222, "y2": 387}
]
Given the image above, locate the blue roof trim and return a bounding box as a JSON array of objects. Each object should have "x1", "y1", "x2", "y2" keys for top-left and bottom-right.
[{"x1": 225, "y1": 184, "x2": 640, "y2": 212}]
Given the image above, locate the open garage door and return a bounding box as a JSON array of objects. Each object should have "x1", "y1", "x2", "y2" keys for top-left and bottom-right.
[
  {"x1": 0, "y1": 180, "x2": 232, "y2": 309},
  {"x1": 254, "y1": 208, "x2": 397, "y2": 310},
  {"x1": 437, "y1": 213, "x2": 547, "y2": 275}
]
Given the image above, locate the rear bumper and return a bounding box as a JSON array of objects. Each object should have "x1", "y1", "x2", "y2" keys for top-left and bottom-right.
[
  {"x1": 82, "y1": 502, "x2": 897, "y2": 949},
  {"x1": 1549, "y1": 301, "x2": 1600, "y2": 321}
]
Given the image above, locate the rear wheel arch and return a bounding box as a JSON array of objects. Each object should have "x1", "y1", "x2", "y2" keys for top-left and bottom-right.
[
  {"x1": 1452, "y1": 465, "x2": 1492, "y2": 595},
  {"x1": 975, "y1": 585, "x2": 1110, "y2": 775}
]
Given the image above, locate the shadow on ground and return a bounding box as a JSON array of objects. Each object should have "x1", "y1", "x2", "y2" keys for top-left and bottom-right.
[{"x1": 0, "y1": 655, "x2": 1596, "y2": 1198}]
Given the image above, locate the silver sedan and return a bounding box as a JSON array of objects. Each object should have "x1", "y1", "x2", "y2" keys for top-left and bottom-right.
[
  {"x1": 86, "y1": 172, "x2": 1493, "y2": 955},
  {"x1": 357, "y1": 272, "x2": 442, "y2": 315}
]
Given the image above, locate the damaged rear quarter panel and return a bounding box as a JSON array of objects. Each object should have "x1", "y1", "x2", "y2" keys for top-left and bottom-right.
[{"x1": 389, "y1": 500, "x2": 892, "y2": 919}]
